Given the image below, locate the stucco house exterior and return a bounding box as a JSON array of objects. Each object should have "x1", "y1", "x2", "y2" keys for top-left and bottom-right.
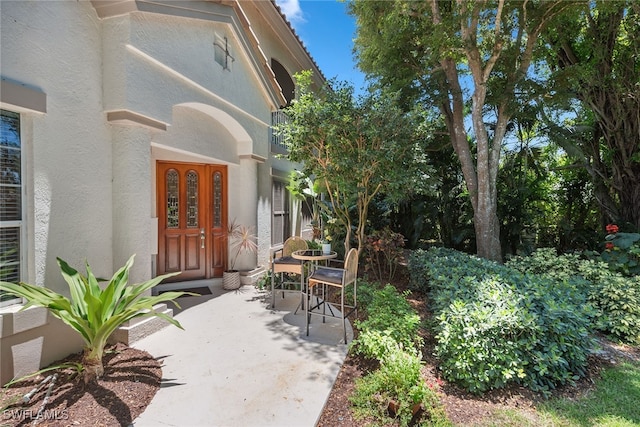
[{"x1": 0, "y1": 0, "x2": 324, "y2": 385}]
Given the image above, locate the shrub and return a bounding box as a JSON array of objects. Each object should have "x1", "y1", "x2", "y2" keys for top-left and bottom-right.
[
  {"x1": 600, "y1": 224, "x2": 640, "y2": 277},
  {"x1": 351, "y1": 284, "x2": 423, "y2": 360},
  {"x1": 362, "y1": 228, "x2": 405, "y2": 282},
  {"x1": 410, "y1": 247, "x2": 593, "y2": 395},
  {"x1": 350, "y1": 345, "x2": 443, "y2": 427},
  {"x1": 507, "y1": 248, "x2": 640, "y2": 345},
  {"x1": 408, "y1": 249, "x2": 432, "y2": 294},
  {"x1": 595, "y1": 276, "x2": 640, "y2": 345},
  {"x1": 350, "y1": 282, "x2": 448, "y2": 426}
]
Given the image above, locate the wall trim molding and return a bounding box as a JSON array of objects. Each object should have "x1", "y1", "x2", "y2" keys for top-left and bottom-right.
[
  {"x1": 107, "y1": 110, "x2": 168, "y2": 131},
  {"x1": 0, "y1": 78, "x2": 47, "y2": 113}
]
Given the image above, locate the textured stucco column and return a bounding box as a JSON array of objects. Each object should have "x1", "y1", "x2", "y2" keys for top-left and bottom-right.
[
  {"x1": 257, "y1": 161, "x2": 273, "y2": 268},
  {"x1": 111, "y1": 125, "x2": 154, "y2": 284},
  {"x1": 235, "y1": 156, "x2": 259, "y2": 270}
]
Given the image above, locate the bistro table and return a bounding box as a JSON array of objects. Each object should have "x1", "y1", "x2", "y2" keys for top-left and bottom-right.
[{"x1": 291, "y1": 249, "x2": 337, "y2": 314}]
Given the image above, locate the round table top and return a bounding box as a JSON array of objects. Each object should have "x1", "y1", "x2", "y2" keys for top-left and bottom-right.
[{"x1": 291, "y1": 249, "x2": 338, "y2": 261}]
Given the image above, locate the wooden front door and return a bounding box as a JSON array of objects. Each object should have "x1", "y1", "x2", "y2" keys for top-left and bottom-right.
[{"x1": 157, "y1": 162, "x2": 227, "y2": 281}]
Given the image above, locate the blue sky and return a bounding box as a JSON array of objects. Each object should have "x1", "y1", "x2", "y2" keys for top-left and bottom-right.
[{"x1": 275, "y1": 0, "x2": 366, "y2": 92}]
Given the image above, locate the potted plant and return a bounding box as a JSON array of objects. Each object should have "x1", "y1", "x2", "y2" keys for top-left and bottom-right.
[
  {"x1": 321, "y1": 228, "x2": 333, "y2": 254},
  {"x1": 223, "y1": 220, "x2": 258, "y2": 290}
]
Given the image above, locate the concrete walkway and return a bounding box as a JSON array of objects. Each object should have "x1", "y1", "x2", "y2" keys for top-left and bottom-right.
[{"x1": 132, "y1": 282, "x2": 351, "y2": 427}]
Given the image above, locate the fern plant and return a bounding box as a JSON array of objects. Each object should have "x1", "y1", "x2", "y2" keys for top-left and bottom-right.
[{"x1": 0, "y1": 255, "x2": 190, "y2": 383}]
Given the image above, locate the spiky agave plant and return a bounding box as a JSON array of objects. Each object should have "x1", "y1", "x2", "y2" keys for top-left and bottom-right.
[
  {"x1": 227, "y1": 221, "x2": 258, "y2": 271},
  {"x1": 0, "y1": 255, "x2": 189, "y2": 383}
]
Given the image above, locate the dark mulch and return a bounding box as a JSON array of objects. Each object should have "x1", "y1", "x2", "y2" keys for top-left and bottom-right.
[{"x1": 1, "y1": 343, "x2": 161, "y2": 427}]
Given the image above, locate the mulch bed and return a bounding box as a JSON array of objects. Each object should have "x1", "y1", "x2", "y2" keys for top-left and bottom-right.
[{"x1": 1, "y1": 343, "x2": 161, "y2": 427}]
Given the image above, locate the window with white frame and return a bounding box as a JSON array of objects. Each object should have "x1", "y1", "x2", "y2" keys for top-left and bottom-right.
[
  {"x1": 0, "y1": 109, "x2": 22, "y2": 305},
  {"x1": 271, "y1": 180, "x2": 290, "y2": 246}
]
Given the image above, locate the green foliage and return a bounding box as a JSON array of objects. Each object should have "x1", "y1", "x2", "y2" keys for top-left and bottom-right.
[
  {"x1": 362, "y1": 228, "x2": 405, "y2": 282},
  {"x1": 543, "y1": 2, "x2": 640, "y2": 230},
  {"x1": 350, "y1": 345, "x2": 444, "y2": 427},
  {"x1": 255, "y1": 273, "x2": 283, "y2": 291},
  {"x1": 595, "y1": 278, "x2": 640, "y2": 345},
  {"x1": 278, "y1": 71, "x2": 427, "y2": 253},
  {"x1": 0, "y1": 255, "x2": 190, "y2": 382},
  {"x1": 498, "y1": 134, "x2": 554, "y2": 256},
  {"x1": 306, "y1": 239, "x2": 321, "y2": 250},
  {"x1": 350, "y1": 282, "x2": 447, "y2": 426},
  {"x1": 601, "y1": 230, "x2": 640, "y2": 277},
  {"x1": 410, "y1": 248, "x2": 593, "y2": 395},
  {"x1": 351, "y1": 279, "x2": 379, "y2": 309},
  {"x1": 508, "y1": 248, "x2": 640, "y2": 345},
  {"x1": 350, "y1": 0, "x2": 577, "y2": 262},
  {"x1": 352, "y1": 284, "x2": 422, "y2": 360}
]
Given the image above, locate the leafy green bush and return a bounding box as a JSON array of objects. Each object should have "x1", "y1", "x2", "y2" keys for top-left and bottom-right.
[
  {"x1": 595, "y1": 277, "x2": 640, "y2": 345},
  {"x1": 408, "y1": 249, "x2": 432, "y2": 294},
  {"x1": 350, "y1": 345, "x2": 443, "y2": 427},
  {"x1": 410, "y1": 247, "x2": 593, "y2": 395},
  {"x1": 351, "y1": 284, "x2": 423, "y2": 360},
  {"x1": 600, "y1": 224, "x2": 640, "y2": 276},
  {"x1": 353, "y1": 279, "x2": 379, "y2": 309},
  {"x1": 350, "y1": 282, "x2": 448, "y2": 426},
  {"x1": 507, "y1": 248, "x2": 640, "y2": 345}
]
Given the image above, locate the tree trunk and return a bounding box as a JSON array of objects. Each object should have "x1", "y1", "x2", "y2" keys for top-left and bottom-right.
[
  {"x1": 616, "y1": 164, "x2": 640, "y2": 230},
  {"x1": 474, "y1": 202, "x2": 502, "y2": 262},
  {"x1": 438, "y1": 57, "x2": 504, "y2": 262}
]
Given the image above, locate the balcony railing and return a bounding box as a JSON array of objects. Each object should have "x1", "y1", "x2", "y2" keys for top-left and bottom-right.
[{"x1": 270, "y1": 110, "x2": 289, "y2": 155}]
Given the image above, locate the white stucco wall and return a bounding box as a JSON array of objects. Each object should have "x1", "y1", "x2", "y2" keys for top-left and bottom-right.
[
  {"x1": 1, "y1": 0, "x2": 112, "y2": 385},
  {"x1": 0, "y1": 0, "x2": 322, "y2": 385},
  {"x1": 102, "y1": 10, "x2": 273, "y2": 134},
  {"x1": 1, "y1": 0, "x2": 114, "y2": 290}
]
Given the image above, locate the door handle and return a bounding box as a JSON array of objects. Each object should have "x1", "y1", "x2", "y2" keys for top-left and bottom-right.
[{"x1": 200, "y1": 228, "x2": 205, "y2": 249}]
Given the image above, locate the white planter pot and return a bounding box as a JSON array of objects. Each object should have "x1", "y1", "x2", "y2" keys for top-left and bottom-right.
[
  {"x1": 322, "y1": 243, "x2": 332, "y2": 254},
  {"x1": 223, "y1": 271, "x2": 241, "y2": 290}
]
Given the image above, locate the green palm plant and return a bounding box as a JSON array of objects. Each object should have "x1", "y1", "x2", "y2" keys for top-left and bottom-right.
[{"x1": 0, "y1": 255, "x2": 190, "y2": 383}]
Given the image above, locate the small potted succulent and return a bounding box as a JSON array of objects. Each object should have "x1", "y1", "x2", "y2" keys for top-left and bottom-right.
[{"x1": 223, "y1": 220, "x2": 258, "y2": 290}]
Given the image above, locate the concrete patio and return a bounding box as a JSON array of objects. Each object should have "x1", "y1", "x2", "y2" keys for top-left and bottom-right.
[{"x1": 132, "y1": 280, "x2": 351, "y2": 427}]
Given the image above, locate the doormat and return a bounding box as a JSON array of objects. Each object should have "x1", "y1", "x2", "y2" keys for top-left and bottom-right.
[{"x1": 159, "y1": 287, "x2": 212, "y2": 296}]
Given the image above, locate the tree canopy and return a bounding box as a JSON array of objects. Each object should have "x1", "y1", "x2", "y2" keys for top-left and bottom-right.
[
  {"x1": 349, "y1": 0, "x2": 576, "y2": 261},
  {"x1": 543, "y1": 0, "x2": 640, "y2": 230},
  {"x1": 279, "y1": 71, "x2": 424, "y2": 254}
]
